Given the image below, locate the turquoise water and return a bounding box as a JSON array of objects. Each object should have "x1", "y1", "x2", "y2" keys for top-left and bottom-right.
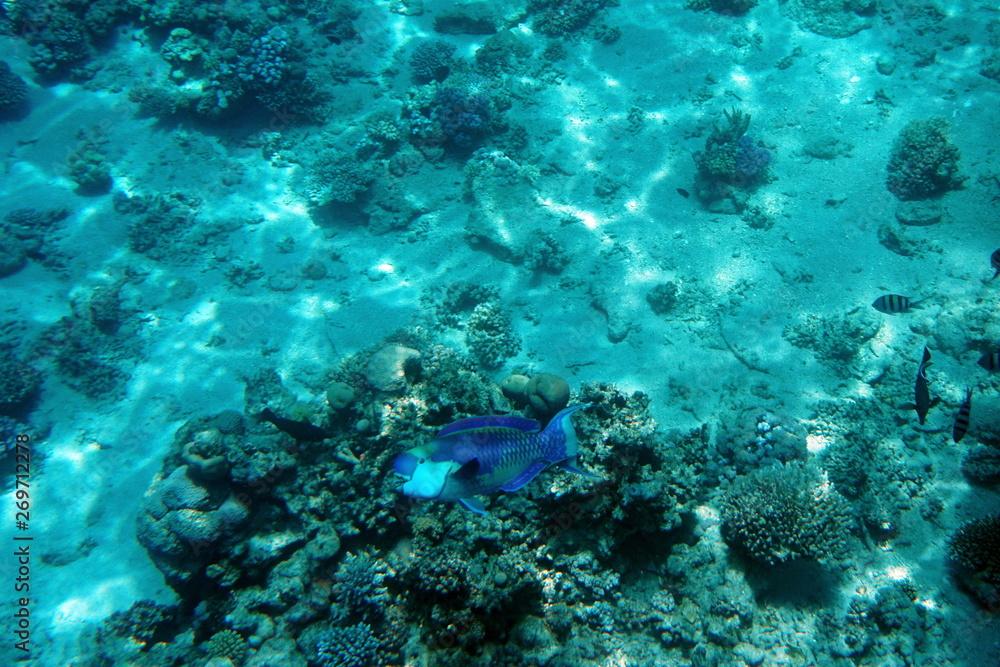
[{"x1": 1, "y1": 1, "x2": 999, "y2": 665}]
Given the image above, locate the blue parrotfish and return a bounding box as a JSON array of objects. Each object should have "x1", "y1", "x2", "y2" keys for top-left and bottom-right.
[{"x1": 392, "y1": 404, "x2": 597, "y2": 514}]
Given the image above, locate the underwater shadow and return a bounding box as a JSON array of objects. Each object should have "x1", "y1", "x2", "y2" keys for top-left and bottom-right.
[{"x1": 734, "y1": 554, "x2": 842, "y2": 608}]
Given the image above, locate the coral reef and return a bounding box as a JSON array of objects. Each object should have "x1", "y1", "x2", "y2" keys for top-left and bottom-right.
[
  {"x1": 433, "y1": 2, "x2": 499, "y2": 35},
  {"x1": 465, "y1": 302, "x2": 521, "y2": 369},
  {"x1": 101, "y1": 600, "x2": 179, "y2": 647},
  {"x1": 36, "y1": 314, "x2": 129, "y2": 399},
  {"x1": 0, "y1": 350, "x2": 41, "y2": 418},
  {"x1": 410, "y1": 40, "x2": 456, "y2": 83},
  {"x1": 67, "y1": 129, "x2": 112, "y2": 195},
  {"x1": 693, "y1": 108, "x2": 772, "y2": 213},
  {"x1": 646, "y1": 281, "x2": 679, "y2": 315},
  {"x1": 948, "y1": 514, "x2": 1000, "y2": 609},
  {"x1": 961, "y1": 446, "x2": 1000, "y2": 485},
  {"x1": 118, "y1": 190, "x2": 202, "y2": 260},
  {"x1": 305, "y1": 154, "x2": 376, "y2": 207},
  {"x1": 332, "y1": 552, "x2": 391, "y2": 621},
  {"x1": 314, "y1": 623, "x2": 381, "y2": 667},
  {"x1": 780, "y1": 0, "x2": 876, "y2": 38},
  {"x1": 687, "y1": 0, "x2": 759, "y2": 16},
  {"x1": 886, "y1": 118, "x2": 964, "y2": 200},
  {"x1": 502, "y1": 372, "x2": 571, "y2": 418},
  {"x1": 205, "y1": 628, "x2": 248, "y2": 665},
  {"x1": 432, "y1": 86, "x2": 494, "y2": 150},
  {"x1": 1, "y1": 207, "x2": 70, "y2": 272},
  {"x1": 783, "y1": 309, "x2": 881, "y2": 369},
  {"x1": 528, "y1": 0, "x2": 619, "y2": 38},
  {"x1": 136, "y1": 464, "x2": 251, "y2": 590},
  {"x1": 711, "y1": 409, "x2": 807, "y2": 480},
  {"x1": 0, "y1": 61, "x2": 30, "y2": 119},
  {"x1": 719, "y1": 461, "x2": 855, "y2": 566}
]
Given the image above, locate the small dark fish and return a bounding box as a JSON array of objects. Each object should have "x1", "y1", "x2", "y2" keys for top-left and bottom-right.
[
  {"x1": 953, "y1": 388, "x2": 972, "y2": 443},
  {"x1": 676, "y1": 187, "x2": 690, "y2": 199},
  {"x1": 979, "y1": 347, "x2": 1000, "y2": 372},
  {"x1": 258, "y1": 407, "x2": 329, "y2": 442},
  {"x1": 991, "y1": 248, "x2": 1000, "y2": 280},
  {"x1": 902, "y1": 346, "x2": 940, "y2": 425},
  {"x1": 872, "y1": 294, "x2": 921, "y2": 314}
]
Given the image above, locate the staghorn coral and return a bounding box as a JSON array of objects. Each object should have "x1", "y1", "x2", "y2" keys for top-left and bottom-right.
[{"x1": 720, "y1": 461, "x2": 855, "y2": 566}]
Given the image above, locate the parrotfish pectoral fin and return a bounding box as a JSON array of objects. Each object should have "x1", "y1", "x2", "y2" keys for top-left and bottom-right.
[
  {"x1": 453, "y1": 458, "x2": 480, "y2": 480},
  {"x1": 559, "y1": 458, "x2": 602, "y2": 480},
  {"x1": 458, "y1": 497, "x2": 487, "y2": 514},
  {"x1": 501, "y1": 461, "x2": 548, "y2": 492}
]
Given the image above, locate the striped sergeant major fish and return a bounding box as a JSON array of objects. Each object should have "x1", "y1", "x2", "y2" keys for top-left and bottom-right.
[
  {"x1": 901, "y1": 346, "x2": 940, "y2": 425},
  {"x1": 872, "y1": 294, "x2": 922, "y2": 314},
  {"x1": 979, "y1": 346, "x2": 1000, "y2": 372},
  {"x1": 953, "y1": 388, "x2": 972, "y2": 443},
  {"x1": 991, "y1": 248, "x2": 1000, "y2": 280},
  {"x1": 392, "y1": 404, "x2": 597, "y2": 514}
]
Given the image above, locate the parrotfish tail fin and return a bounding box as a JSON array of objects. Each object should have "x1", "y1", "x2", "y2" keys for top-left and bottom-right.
[
  {"x1": 543, "y1": 403, "x2": 591, "y2": 460},
  {"x1": 559, "y1": 458, "x2": 602, "y2": 481},
  {"x1": 921, "y1": 346, "x2": 932, "y2": 365},
  {"x1": 458, "y1": 497, "x2": 487, "y2": 515}
]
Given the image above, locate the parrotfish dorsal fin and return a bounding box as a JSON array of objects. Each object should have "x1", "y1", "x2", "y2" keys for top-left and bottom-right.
[
  {"x1": 437, "y1": 415, "x2": 541, "y2": 438},
  {"x1": 500, "y1": 461, "x2": 547, "y2": 492},
  {"x1": 452, "y1": 458, "x2": 480, "y2": 480}
]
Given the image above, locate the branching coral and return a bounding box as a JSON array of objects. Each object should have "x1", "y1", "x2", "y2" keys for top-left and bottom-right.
[
  {"x1": 465, "y1": 301, "x2": 521, "y2": 368},
  {"x1": 432, "y1": 86, "x2": 493, "y2": 150},
  {"x1": 720, "y1": 462, "x2": 855, "y2": 565},
  {"x1": 948, "y1": 514, "x2": 1000, "y2": 609},
  {"x1": 410, "y1": 40, "x2": 456, "y2": 83}
]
